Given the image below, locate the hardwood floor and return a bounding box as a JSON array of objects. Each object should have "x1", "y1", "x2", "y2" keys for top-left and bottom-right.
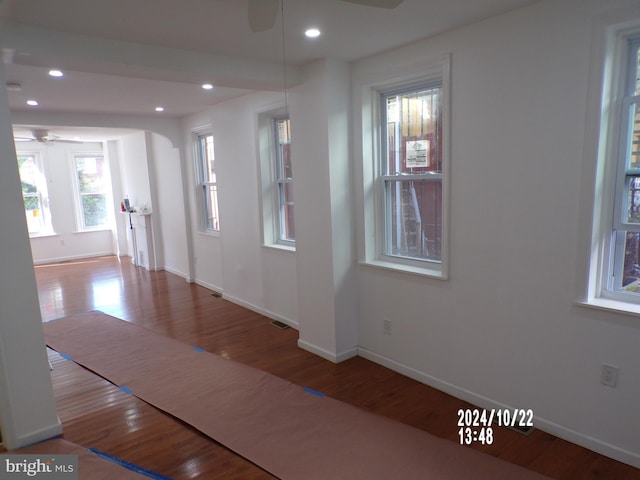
[{"x1": 31, "y1": 256, "x2": 639, "y2": 479}]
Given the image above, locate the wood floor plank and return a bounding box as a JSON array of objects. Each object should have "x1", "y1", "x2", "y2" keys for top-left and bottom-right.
[{"x1": 29, "y1": 255, "x2": 639, "y2": 480}]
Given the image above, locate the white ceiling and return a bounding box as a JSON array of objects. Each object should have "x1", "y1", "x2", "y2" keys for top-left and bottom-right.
[{"x1": 1, "y1": 0, "x2": 539, "y2": 140}]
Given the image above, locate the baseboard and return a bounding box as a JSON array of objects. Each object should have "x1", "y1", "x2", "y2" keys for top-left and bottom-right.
[
  {"x1": 10, "y1": 421, "x2": 63, "y2": 451},
  {"x1": 162, "y1": 265, "x2": 189, "y2": 281},
  {"x1": 222, "y1": 293, "x2": 299, "y2": 330},
  {"x1": 357, "y1": 347, "x2": 640, "y2": 469},
  {"x1": 297, "y1": 339, "x2": 358, "y2": 364},
  {"x1": 193, "y1": 279, "x2": 224, "y2": 296},
  {"x1": 32, "y1": 251, "x2": 115, "y2": 266}
]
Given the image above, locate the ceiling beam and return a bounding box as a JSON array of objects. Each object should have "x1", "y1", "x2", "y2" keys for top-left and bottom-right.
[{"x1": 0, "y1": 22, "x2": 302, "y2": 91}]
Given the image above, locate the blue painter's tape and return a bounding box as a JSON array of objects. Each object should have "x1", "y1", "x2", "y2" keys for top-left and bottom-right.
[
  {"x1": 88, "y1": 448, "x2": 174, "y2": 480},
  {"x1": 59, "y1": 352, "x2": 73, "y2": 361},
  {"x1": 192, "y1": 346, "x2": 206, "y2": 352},
  {"x1": 119, "y1": 385, "x2": 133, "y2": 395},
  {"x1": 303, "y1": 387, "x2": 324, "y2": 398}
]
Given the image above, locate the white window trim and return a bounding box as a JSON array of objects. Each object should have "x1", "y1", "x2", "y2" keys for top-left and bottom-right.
[
  {"x1": 358, "y1": 56, "x2": 451, "y2": 279},
  {"x1": 579, "y1": 7, "x2": 640, "y2": 313},
  {"x1": 70, "y1": 152, "x2": 113, "y2": 232},
  {"x1": 256, "y1": 106, "x2": 296, "y2": 251},
  {"x1": 192, "y1": 126, "x2": 220, "y2": 236}
]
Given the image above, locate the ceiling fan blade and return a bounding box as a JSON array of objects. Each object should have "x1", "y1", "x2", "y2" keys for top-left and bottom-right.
[
  {"x1": 248, "y1": 0, "x2": 280, "y2": 33},
  {"x1": 341, "y1": 0, "x2": 404, "y2": 8}
]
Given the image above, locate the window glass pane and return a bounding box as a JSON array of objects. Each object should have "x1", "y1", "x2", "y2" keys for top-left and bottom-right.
[
  {"x1": 204, "y1": 184, "x2": 219, "y2": 231},
  {"x1": 621, "y1": 231, "x2": 640, "y2": 291},
  {"x1": 81, "y1": 194, "x2": 108, "y2": 227},
  {"x1": 280, "y1": 202, "x2": 295, "y2": 241},
  {"x1": 202, "y1": 135, "x2": 216, "y2": 183},
  {"x1": 75, "y1": 155, "x2": 109, "y2": 228},
  {"x1": 626, "y1": 102, "x2": 640, "y2": 172},
  {"x1": 386, "y1": 180, "x2": 442, "y2": 262},
  {"x1": 385, "y1": 86, "x2": 442, "y2": 175},
  {"x1": 282, "y1": 204, "x2": 295, "y2": 241},
  {"x1": 277, "y1": 119, "x2": 292, "y2": 179},
  {"x1": 282, "y1": 182, "x2": 294, "y2": 204},
  {"x1": 17, "y1": 155, "x2": 45, "y2": 234},
  {"x1": 274, "y1": 117, "x2": 294, "y2": 243},
  {"x1": 197, "y1": 133, "x2": 219, "y2": 232},
  {"x1": 625, "y1": 177, "x2": 640, "y2": 224},
  {"x1": 76, "y1": 156, "x2": 107, "y2": 194}
]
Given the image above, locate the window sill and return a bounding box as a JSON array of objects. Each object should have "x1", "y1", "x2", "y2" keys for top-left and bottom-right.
[
  {"x1": 575, "y1": 297, "x2": 640, "y2": 317},
  {"x1": 198, "y1": 229, "x2": 220, "y2": 238},
  {"x1": 262, "y1": 243, "x2": 296, "y2": 253},
  {"x1": 29, "y1": 232, "x2": 58, "y2": 239},
  {"x1": 361, "y1": 259, "x2": 447, "y2": 280},
  {"x1": 73, "y1": 228, "x2": 113, "y2": 234}
]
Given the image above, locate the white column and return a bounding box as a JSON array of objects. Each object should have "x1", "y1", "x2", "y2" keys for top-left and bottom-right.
[
  {"x1": 0, "y1": 60, "x2": 62, "y2": 448},
  {"x1": 290, "y1": 59, "x2": 358, "y2": 362}
]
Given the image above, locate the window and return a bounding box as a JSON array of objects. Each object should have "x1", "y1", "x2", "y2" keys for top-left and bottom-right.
[
  {"x1": 603, "y1": 36, "x2": 640, "y2": 299},
  {"x1": 586, "y1": 21, "x2": 640, "y2": 311},
  {"x1": 73, "y1": 154, "x2": 112, "y2": 230},
  {"x1": 380, "y1": 83, "x2": 443, "y2": 263},
  {"x1": 357, "y1": 58, "x2": 450, "y2": 277},
  {"x1": 274, "y1": 116, "x2": 295, "y2": 244},
  {"x1": 257, "y1": 109, "x2": 295, "y2": 249},
  {"x1": 195, "y1": 133, "x2": 220, "y2": 232},
  {"x1": 17, "y1": 153, "x2": 52, "y2": 235}
]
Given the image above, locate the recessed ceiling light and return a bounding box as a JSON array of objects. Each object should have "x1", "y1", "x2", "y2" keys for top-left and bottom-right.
[
  {"x1": 155, "y1": 106, "x2": 165, "y2": 112},
  {"x1": 305, "y1": 28, "x2": 321, "y2": 38},
  {"x1": 48, "y1": 69, "x2": 64, "y2": 77},
  {"x1": 202, "y1": 83, "x2": 214, "y2": 90},
  {"x1": 26, "y1": 100, "x2": 39, "y2": 106}
]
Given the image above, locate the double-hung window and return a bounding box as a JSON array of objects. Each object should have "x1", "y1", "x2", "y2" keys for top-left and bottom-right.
[
  {"x1": 196, "y1": 133, "x2": 220, "y2": 233},
  {"x1": 604, "y1": 36, "x2": 640, "y2": 300},
  {"x1": 257, "y1": 109, "x2": 295, "y2": 249},
  {"x1": 274, "y1": 116, "x2": 294, "y2": 244},
  {"x1": 73, "y1": 154, "x2": 112, "y2": 230},
  {"x1": 17, "y1": 153, "x2": 52, "y2": 235},
  {"x1": 373, "y1": 72, "x2": 449, "y2": 276}
]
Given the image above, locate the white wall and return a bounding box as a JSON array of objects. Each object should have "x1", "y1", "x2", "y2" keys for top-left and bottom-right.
[
  {"x1": 119, "y1": 132, "x2": 153, "y2": 213},
  {"x1": 181, "y1": 91, "x2": 299, "y2": 325},
  {"x1": 2, "y1": 0, "x2": 637, "y2": 465},
  {"x1": 17, "y1": 141, "x2": 117, "y2": 264},
  {"x1": 116, "y1": 130, "x2": 190, "y2": 276},
  {"x1": 352, "y1": 0, "x2": 640, "y2": 467},
  {"x1": 149, "y1": 132, "x2": 190, "y2": 278}
]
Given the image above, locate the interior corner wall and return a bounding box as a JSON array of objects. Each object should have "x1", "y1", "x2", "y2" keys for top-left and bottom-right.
[
  {"x1": 106, "y1": 139, "x2": 129, "y2": 257},
  {"x1": 0, "y1": 60, "x2": 61, "y2": 449},
  {"x1": 148, "y1": 132, "x2": 190, "y2": 278},
  {"x1": 180, "y1": 92, "x2": 300, "y2": 325},
  {"x1": 352, "y1": 0, "x2": 640, "y2": 467},
  {"x1": 118, "y1": 131, "x2": 157, "y2": 267},
  {"x1": 119, "y1": 131, "x2": 153, "y2": 214}
]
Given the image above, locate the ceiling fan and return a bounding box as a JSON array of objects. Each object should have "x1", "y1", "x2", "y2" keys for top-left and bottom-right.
[
  {"x1": 247, "y1": 0, "x2": 404, "y2": 33},
  {"x1": 14, "y1": 129, "x2": 83, "y2": 144}
]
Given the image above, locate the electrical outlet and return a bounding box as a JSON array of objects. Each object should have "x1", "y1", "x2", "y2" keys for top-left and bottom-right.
[
  {"x1": 383, "y1": 318, "x2": 392, "y2": 336},
  {"x1": 600, "y1": 364, "x2": 619, "y2": 387}
]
